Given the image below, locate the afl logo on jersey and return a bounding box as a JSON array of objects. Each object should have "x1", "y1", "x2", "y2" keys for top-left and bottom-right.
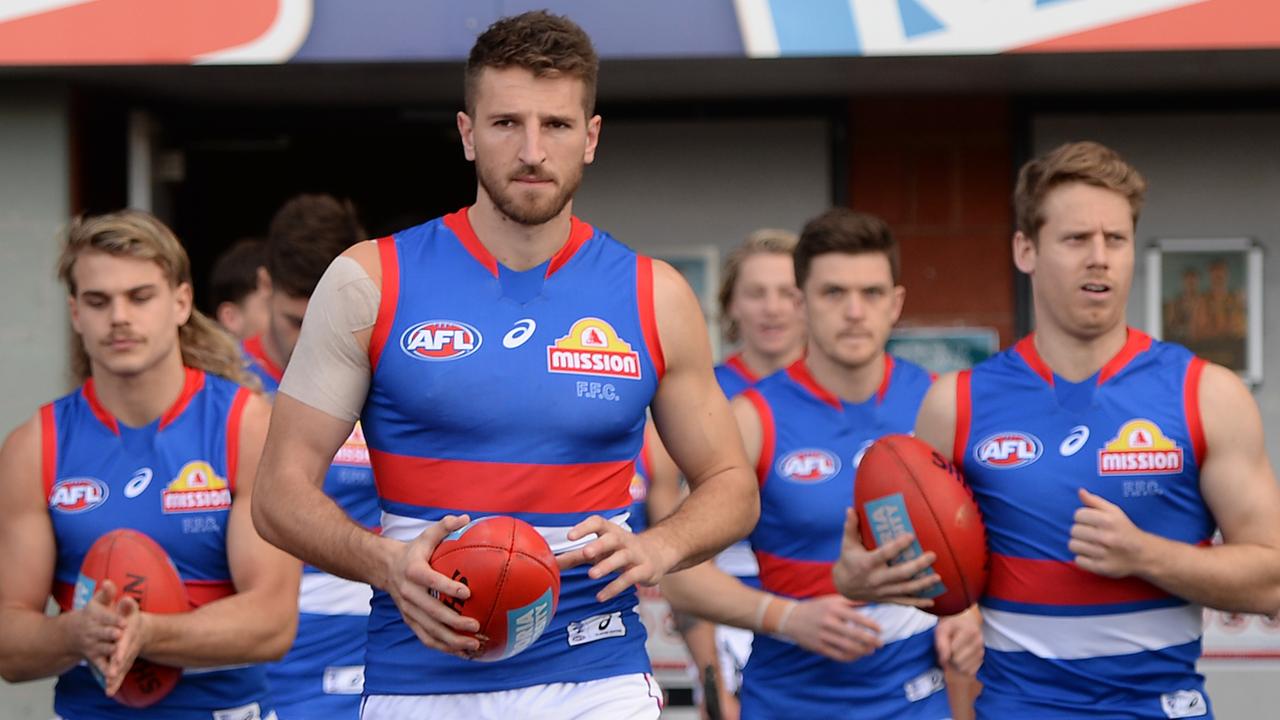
[
  {"x1": 1098, "y1": 419, "x2": 1184, "y2": 475},
  {"x1": 777, "y1": 449, "x2": 841, "y2": 483},
  {"x1": 49, "y1": 477, "x2": 108, "y2": 513},
  {"x1": 547, "y1": 317, "x2": 642, "y2": 380},
  {"x1": 974, "y1": 432, "x2": 1042, "y2": 469},
  {"x1": 161, "y1": 461, "x2": 232, "y2": 513},
  {"x1": 401, "y1": 320, "x2": 482, "y2": 361}
]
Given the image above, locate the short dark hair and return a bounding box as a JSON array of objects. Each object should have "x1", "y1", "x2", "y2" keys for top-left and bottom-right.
[
  {"x1": 266, "y1": 194, "x2": 364, "y2": 298},
  {"x1": 465, "y1": 10, "x2": 599, "y2": 117},
  {"x1": 794, "y1": 208, "x2": 899, "y2": 290},
  {"x1": 208, "y1": 237, "x2": 265, "y2": 309},
  {"x1": 1014, "y1": 141, "x2": 1146, "y2": 240}
]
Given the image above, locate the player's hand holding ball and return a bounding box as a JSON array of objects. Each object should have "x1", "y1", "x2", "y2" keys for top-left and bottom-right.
[
  {"x1": 559, "y1": 515, "x2": 675, "y2": 602},
  {"x1": 832, "y1": 508, "x2": 941, "y2": 608},
  {"x1": 387, "y1": 514, "x2": 481, "y2": 657}
]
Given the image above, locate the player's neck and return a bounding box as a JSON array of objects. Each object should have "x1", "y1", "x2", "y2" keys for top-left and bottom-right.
[
  {"x1": 89, "y1": 349, "x2": 188, "y2": 428},
  {"x1": 805, "y1": 345, "x2": 885, "y2": 404},
  {"x1": 1031, "y1": 320, "x2": 1129, "y2": 383},
  {"x1": 738, "y1": 344, "x2": 802, "y2": 379},
  {"x1": 468, "y1": 194, "x2": 574, "y2": 272}
]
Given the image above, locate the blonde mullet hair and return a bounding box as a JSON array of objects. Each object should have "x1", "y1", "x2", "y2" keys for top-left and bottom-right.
[{"x1": 58, "y1": 210, "x2": 259, "y2": 390}]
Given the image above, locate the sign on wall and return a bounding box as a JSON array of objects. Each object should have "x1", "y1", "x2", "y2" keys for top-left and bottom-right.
[{"x1": 4, "y1": 0, "x2": 1278, "y2": 65}]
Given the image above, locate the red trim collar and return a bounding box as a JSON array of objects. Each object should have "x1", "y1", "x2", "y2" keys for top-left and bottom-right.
[
  {"x1": 785, "y1": 359, "x2": 842, "y2": 410},
  {"x1": 243, "y1": 334, "x2": 283, "y2": 383},
  {"x1": 785, "y1": 355, "x2": 894, "y2": 410},
  {"x1": 443, "y1": 207, "x2": 594, "y2": 279},
  {"x1": 724, "y1": 354, "x2": 759, "y2": 384},
  {"x1": 82, "y1": 367, "x2": 205, "y2": 434},
  {"x1": 1015, "y1": 328, "x2": 1152, "y2": 387}
]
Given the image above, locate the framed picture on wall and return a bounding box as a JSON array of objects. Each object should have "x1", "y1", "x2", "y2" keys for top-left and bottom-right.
[
  {"x1": 1144, "y1": 237, "x2": 1263, "y2": 386},
  {"x1": 647, "y1": 245, "x2": 722, "y2": 360}
]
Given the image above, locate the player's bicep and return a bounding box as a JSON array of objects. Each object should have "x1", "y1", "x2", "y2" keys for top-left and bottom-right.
[
  {"x1": 730, "y1": 394, "x2": 763, "y2": 468},
  {"x1": 261, "y1": 392, "x2": 358, "y2": 492},
  {"x1": 1197, "y1": 363, "x2": 1280, "y2": 547},
  {"x1": 278, "y1": 254, "x2": 378, "y2": 423},
  {"x1": 0, "y1": 416, "x2": 59, "y2": 612},
  {"x1": 915, "y1": 372, "x2": 959, "y2": 458},
  {"x1": 227, "y1": 396, "x2": 299, "y2": 595}
]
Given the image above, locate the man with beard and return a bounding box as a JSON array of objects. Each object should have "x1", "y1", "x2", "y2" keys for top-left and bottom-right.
[{"x1": 250, "y1": 11, "x2": 759, "y2": 719}]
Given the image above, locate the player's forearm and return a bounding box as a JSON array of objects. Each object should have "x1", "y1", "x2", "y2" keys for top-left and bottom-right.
[
  {"x1": 1141, "y1": 536, "x2": 1280, "y2": 615},
  {"x1": 650, "y1": 468, "x2": 758, "y2": 572},
  {"x1": 139, "y1": 589, "x2": 298, "y2": 667},
  {"x1": 661, "y1": 562, "x2": 768, "y2": 631},
  {"x1": 253, "y1": 471, "x2": 393, "y2": 588},
  {"x1": 0, "y1": 607, "x2": 83, "y2": 681}
]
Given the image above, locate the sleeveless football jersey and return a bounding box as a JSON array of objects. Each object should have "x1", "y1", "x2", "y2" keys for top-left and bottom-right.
[
  {"x1": 714, "y1": 353, "x2": 758, "y2": 401},
  {"x1": 957, "y1": 329, "x2": 1215, "y2": 719},
  {"x1": 740, "y1": 356, "x2": 947, "y2": 719},
  {"x1": 713, "y1": 355, "x2": 761, "y2": 580},
  {"x1": 360, "y1": 208, "x2": 662, "y2": 694},
  {"x1": 243, "y1": 339, "x2": 378, "y2": 717},
  {"x1": 44, "y1": 368, "x2": 274, "y2": 719}
]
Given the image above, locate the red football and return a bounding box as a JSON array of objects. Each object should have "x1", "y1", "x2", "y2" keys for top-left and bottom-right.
[
  {"x1": 429, "y1": 516, "x2": 561, "y2": 661},
  {"x1": 854, "y1": 434, "x2": 988, "y2": 616},
  {"x1": 75, "y1": 528, "x2": 188, "y2": 707}
]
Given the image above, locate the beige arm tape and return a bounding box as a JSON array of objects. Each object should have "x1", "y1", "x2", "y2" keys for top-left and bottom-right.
[{"x1": 277, "y1": 256, "x2": 378, "y2": 422}]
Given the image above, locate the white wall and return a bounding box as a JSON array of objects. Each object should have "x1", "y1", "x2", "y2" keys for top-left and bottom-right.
[
  {"x1": 1034, "y1": 112, "x2": 1280, "y2": 720},
  {"x1": 575, "y1": 116, "x2": 833, "y2": 357},
  {"x1": 0, "y1": 85, "x2": 72, "y2": 718}
]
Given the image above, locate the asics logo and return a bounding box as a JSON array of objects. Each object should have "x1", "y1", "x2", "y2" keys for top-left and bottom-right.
[
  {"x1": 124, "y1": 467, "x2": 153, "y2": 498},
  {"x1": 1059, "y1": 426, "x2": 1090, "y2": 457},
  {"x1": 503, "y1": 318, "x2": 537, "y2": 349}
]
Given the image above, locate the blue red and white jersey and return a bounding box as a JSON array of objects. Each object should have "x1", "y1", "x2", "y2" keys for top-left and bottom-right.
[
  {"x1": 360, "y1": 208, "x2": 662, "y2": 694},
  {"x1": 629, "y1": 441, "x2": 653, "y2": 534},
  {"x1": 740, "y1": 356, "x2": 947, "y2": 719},
  {"x1": 713, "y1": 355, "x2": 762, "y2": 580},
  {"x1": 957, "y1": 329, "x2": 1215, "y2": 719},
  {"x1": 243, "y1": 338, "x2": 377, "y2": 718},
  {"x1": 714, "y1": 353, "x2": 759, "y2": 401},
  {"x1": 43, "y1": 368, "x2": 274, "y2": 719}
]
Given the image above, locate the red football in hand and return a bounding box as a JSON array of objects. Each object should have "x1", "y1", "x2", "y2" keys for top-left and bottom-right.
[
  {"x1": 429, "y1": 516, "x2": 561, "y2": 661},
  {"x1": 76, "y1": 528, "x2": 188, "y2": 707},
  {"x1": 854, "y1": 434, "x2": 988, "y2": 616}
]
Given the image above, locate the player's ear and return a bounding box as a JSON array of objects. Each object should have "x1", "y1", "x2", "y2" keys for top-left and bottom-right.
[
  {"x1": 1013, "y1": 231, "x2": 1037, "y2": 274},
  {"x1": 458, "y1": 111, "x2": 477, "y2": 162},
  {"x1": 67, "y1": 292, "x2": 82, "y2": 334},
  {"x1": 583, "y1": 115, "x2": 602, "y2": 165},
  {"x1": 890, "y1": 285, "x2": 905, "y2": 325},
  {"x1": 174, "y1": 282, "x2": 193, "y2": 325}
]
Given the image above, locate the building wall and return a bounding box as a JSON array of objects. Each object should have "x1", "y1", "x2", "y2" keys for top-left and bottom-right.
[
  {"x1": 0, "y1": 84, "x2": 72, "y2": 718},
  {"x1": 849, "y1": 97, "x2": 1017, "y2": 346},
  {"x1": 1034, "y1": 111, "x2": 1280, "y2": 720},
  {"x1": 575, "y1": 116, "x2": 833, "y2": 358}
]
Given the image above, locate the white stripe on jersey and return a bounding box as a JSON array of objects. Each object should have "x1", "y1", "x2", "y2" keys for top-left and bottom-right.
[
  {"x1": 982, "y1": 604, "x2": 1203, "y2": 659},
  {"x1": 299, "y1": 572, "x2": 373, "y2": 616},
  {"x1": 380, "y1": 511, "x2": 632, "y2": 556},
  {"x1": 858, "y1": 602, "x2": 937, "y2": 644},
  {"x1": 713, "y1": 541, "x2": 759, "y2": 577}
]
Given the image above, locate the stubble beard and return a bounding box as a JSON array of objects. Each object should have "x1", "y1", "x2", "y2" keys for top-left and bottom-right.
[{"x1": 479, "y1": 162, "x2": 583, "y2": 227}]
